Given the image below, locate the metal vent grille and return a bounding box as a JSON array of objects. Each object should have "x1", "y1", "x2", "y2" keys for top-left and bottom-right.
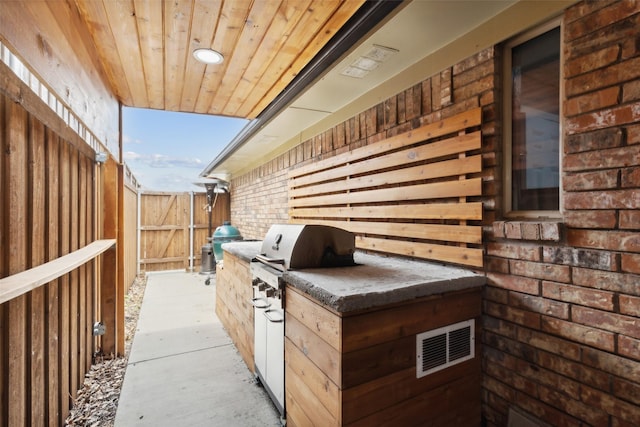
[{"x1": 416, "y1": 319, "x2": 475, "y2": 378}]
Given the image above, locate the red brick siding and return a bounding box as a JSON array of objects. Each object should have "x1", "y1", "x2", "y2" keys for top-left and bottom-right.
[
  {"x1": 484, "y1": 2, "x2": 640, "y2": 426},
  {"x1": 230, "y1": 162, "x2": 289, "y2": 240},
  {"x1": 228, "y1": 1, "x2": 640, "y2": 425},
  {"x1": 230, "y1": 48, "x2": 497, "y2": 241}
]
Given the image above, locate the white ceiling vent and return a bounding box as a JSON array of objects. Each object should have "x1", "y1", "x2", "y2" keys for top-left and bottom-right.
[
  {"x1": 340, "y1": 44, "x2": 399, "y2": 79},
  {"x1": 416, "y1": 319, "x2": 475, "y2": 378}
]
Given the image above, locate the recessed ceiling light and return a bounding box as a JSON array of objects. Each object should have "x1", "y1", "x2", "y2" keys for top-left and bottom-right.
[{"x1": 193, "y1": 48, "x2": 224, "y2": 65}]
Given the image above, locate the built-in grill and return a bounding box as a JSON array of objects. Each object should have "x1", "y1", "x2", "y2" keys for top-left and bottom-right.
[{"x1": 250, "y1": 224, "x2": 356, "y2": 420}]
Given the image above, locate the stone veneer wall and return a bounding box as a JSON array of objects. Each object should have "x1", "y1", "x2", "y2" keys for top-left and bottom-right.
[{"x1": 228, "y1": 1, "x2": 640, "y2": 425}]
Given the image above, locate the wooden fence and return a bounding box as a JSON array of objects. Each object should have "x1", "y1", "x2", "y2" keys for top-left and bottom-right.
[
  {"x1": 0, "y1": 83, "x2": 111, "y2": 425},
  {"x1": 0, "y1": 55, "x2": 226, "y2": 425},
  {"x1": 139, "y1": 191, "x2": 230, "y2": 273},
  {"x1": 123, "y1": 167, "x2": 139, "y2": 292}
]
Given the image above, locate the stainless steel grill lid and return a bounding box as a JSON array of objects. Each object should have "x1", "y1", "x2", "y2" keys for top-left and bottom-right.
[{"x1": 256, "y1": 224, "x2": 355, "y2": 270}]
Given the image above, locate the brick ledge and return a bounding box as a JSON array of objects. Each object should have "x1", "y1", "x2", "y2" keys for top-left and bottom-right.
[{"x1": 492, "y1": 220, "x2": 563, "y2": 242}]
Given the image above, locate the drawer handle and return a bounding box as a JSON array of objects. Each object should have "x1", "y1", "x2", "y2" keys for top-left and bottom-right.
[
  {"x1": 251, "y1": 297, "x2": 270, "y2": 309},
  {"x1": 264, "y1": 309, "x2": 284, "y2": 323}
]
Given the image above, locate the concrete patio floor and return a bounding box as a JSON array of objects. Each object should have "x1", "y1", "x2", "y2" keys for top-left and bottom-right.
[{"x1": 115, "y1": 271, "x2": 281, "y2": 426}]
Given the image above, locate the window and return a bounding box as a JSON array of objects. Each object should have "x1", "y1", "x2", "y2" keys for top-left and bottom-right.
[{"x1": 505, "y1": 22, "x2": 561, "y2": 215}]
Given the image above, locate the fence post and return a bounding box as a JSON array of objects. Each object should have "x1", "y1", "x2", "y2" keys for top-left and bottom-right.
[
  {"x1": 189, "y1": 191, "x2": 194, "y2": 272},
  {"x1": 137, "y1": 187, "x2": 141, "y2": 276},
  {"x1": 99, "y1": 157, "x2": 123, "y2": 357}
]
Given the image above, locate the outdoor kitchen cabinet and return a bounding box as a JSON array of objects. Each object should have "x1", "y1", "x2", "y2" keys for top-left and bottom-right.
[
  {"x1": 217, "y1": 243, "x2": 484, "y2": 426},
  {"x1": 284, "y1": 265, "x2": 483, "y2": 426},
  {"x1": 215, "y1": 243, "x2": 261, "y2": 372}
]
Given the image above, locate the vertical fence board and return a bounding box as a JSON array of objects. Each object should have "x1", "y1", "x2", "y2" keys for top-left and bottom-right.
[
  {"x1": 0, "y1": 84, "x2": 6, "y2": 427},
  {"x1": 6, "y1": 94, "x2": 29, "y2": 426},
  {"x1": 100, "y1": 157, "x2": 119, "y2": 356},
  {"x1": 29, "y1": 289, "x2": 46, "y2": 424},
  {"x1": 182, "y1": 194, "x2": 189, "y2": 270},
  {"x1": 0, "y1": 304, "x2": 5, "y2": 427},
  {"x1": 78, "y1": 155, "x2": 88, "y2": 375},
  {"x1": 46, "y1": 280, "x2": 60, "y2": 426},
  {"x1": 94, "y1": 163, "x2": 102, "y2": 356},
  {"x1": 193, "y1": 192, "x2": 209, "y2": 270},
  {"x1": 29, "y1": 116, "x2": 46, "y2": 424},
  {"x1": 85, "y1": 262, "x2": 91, "y2": 370},
  {"x1": 5, "y1": 98, "x2": 28, "y2": 269},
  {"x1": 86, "y1": 158, "x2": 95, "y2": 371},
  {"x1": 58, "y1": 274, "x2": 70, "y2": 418},
  {"x1": 116, "y1": 164, "x2": 125, "y2": 353},
  {"x1": 58, "y1": 141, "x2": 71, "y2": 419},
  {"x1": 45, "y1": 129, "x2": 61, "y2": 426},
  {"x1": 123, "y1": 182, "x2": 138, "y2": 292},
  {"x1": 69, "y1": 147, "x2": 79, "y2": 398},
  {"x1": 8, "y1": 296, "x2": 27, "y2": 426}
]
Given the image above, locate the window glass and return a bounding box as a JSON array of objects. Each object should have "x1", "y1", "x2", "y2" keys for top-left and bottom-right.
[{"x1": 510, "y1": 27, "x2": 560, "y2": 212}]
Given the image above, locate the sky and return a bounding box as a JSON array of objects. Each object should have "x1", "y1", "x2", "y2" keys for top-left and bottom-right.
[{"x1": 122, "y1": 107, "x2": 248, "y2": 192}]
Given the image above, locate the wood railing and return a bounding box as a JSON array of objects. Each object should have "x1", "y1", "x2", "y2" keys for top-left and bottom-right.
[
  {"x1": 0, "y1": 239, "x2": 115, "y2": 304},
  {"x1": 289, "y1": 108, "x2": 483, "y2": 268},
  {"x1": 0, "y1": 240, "x2": 115, "y2": 425}
]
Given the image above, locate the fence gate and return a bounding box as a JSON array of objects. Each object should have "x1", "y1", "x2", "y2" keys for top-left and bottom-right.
[{"x1": 139, "y1": 191, "x2": 230, "y2": 273}]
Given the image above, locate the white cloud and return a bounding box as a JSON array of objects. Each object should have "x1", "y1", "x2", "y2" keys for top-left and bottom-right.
[
  {"x1": 123, "y1": 134, "x2": 144, "y2": 145},
  {"x1": 123, "y1": 150, "x2": 142, "y2": 160},
  {"x1": 124, "y1": 151, "x2": 203, "y2": 169}
]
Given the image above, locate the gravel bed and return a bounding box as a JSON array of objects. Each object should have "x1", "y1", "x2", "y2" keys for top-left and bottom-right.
[{"x1": 65, "y1": 275, "x2": 147, "y2": 426}]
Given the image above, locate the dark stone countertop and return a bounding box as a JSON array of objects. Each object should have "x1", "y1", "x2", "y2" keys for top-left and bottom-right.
[{"x1": 221, "y1": 241, "x2": 485, "y2": 313}]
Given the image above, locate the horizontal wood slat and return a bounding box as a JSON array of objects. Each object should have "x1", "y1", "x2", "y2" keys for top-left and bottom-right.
[
  {"x1": 289, "y1": 108, "x2": 483, "y2": 268},
  {"x1": 289, "y1": 178, "x2": 482, "y2": 208},
  {"x1": 289, "y1": 132, "x2": 481, "y2": 191},
  {"x1": 290, "y1": 219, "x2": 481, "y2": 244},
  {"x1": 0, "y1": 239, "x2": 116, "y2": 304},
  {"x1": 290, "y1": 108, "x2": 482, "y2": 178},
  {"x1": 357, "y1": 236, "x2": 483, "y2": 267},
  {"x1": 289, "y1": 202, "x2": 483, "y2": 221},
  {"x1": 289, "y1": 153, "x2": 482, "y2": 198}
]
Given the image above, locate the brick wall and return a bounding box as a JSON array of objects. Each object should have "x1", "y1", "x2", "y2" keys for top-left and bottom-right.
[
  {"x1": 228, "y1": 1, "x2": 640, "y2": 425},
  {"x1": 230, "y1": 48, "x2": 498, "y2": 240},
  {"x1": 230, "y1": 160, "x2": 289, "y2": 240},
  {"x1": 483, "y1": 2, "x2": 640, "y2": 426}
]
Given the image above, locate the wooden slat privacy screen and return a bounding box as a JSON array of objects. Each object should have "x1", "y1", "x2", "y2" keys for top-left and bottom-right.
[{"x1": 289, "y1": 108, "x2": 483, "y2": 268}]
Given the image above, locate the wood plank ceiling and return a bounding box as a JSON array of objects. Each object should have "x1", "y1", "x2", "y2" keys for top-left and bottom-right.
[{"x1": 73, "y1": 0, "x2": 366, "y2": 119}]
